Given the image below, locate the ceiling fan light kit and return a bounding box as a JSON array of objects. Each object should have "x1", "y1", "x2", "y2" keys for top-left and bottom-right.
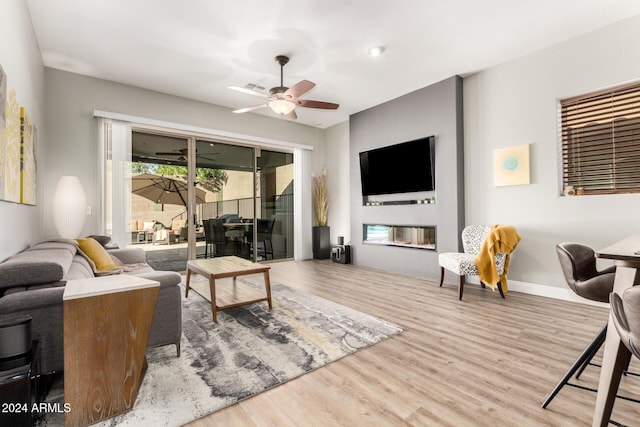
[
  {"x1": 229, "y1": 54, "x2": 339, "y2": 120},
  {"x1": 269, "y1": 99, "x2": 296, "y2": 115}
]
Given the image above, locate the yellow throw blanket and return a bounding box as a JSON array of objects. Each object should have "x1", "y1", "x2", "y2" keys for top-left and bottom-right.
[{"x1": 474, "y1": 225, "x2": 521, "y2": 292}]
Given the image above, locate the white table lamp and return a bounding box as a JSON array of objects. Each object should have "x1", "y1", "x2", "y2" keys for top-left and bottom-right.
[{"x1": 52, "y1": 176, "x2": 87, "y2": 239}]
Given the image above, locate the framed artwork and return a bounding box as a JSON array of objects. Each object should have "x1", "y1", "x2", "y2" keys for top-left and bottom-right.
[
  {"x1": 493, "y1": 144, "x2": 530, "y2": 187},
  {"x1": 20, "y1": 107, "x2": 36, "y2": 205},
  {"x1": 0, "y1": 65, "x2": 6, "y2": 202},
  {"x1": 2, "y1": 89, "x2": 20, "y2": 203},
  {"x1": 0, "y1": 64, "x2": 6, "y2": 128}
]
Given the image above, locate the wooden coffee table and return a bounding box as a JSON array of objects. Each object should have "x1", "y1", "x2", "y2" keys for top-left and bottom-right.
[{"x1": 185, "y1": 256, "x2": 272, "y2": 322}]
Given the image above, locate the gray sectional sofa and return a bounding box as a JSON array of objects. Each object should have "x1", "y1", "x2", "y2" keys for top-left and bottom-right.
[{"x1": 0, "y1": 238, "x2": 182, "y2": 374}]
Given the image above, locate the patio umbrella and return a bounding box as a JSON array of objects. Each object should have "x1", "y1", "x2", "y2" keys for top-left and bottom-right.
[{"x1": 131, "y1": 173, "x2": 206, "y2": 206}]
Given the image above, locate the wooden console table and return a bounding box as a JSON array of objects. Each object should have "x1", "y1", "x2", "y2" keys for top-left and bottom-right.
[{"x1": 63, "y1": 275, "x2": 159, "y2": 427}]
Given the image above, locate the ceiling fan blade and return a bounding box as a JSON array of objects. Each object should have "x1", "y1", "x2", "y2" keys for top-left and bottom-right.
[
  {"x1": 229, "y1": 86, "x2": 270, "y2": 98},
  {"x1": 285, "y1": 80, "x2": 315, "y2": 99},
  {"x1": 233, "y1": 104, "x2": 269, "y2": 114},
  {"x1": 284, "y1": 110, "x2": 297, "y2": 120},
  {"x1": 296, "y1": 99, "x2": 339, "y2": 110},
  {"x1": 156, "y1": 148, "x2": 188, "y2": 155}
]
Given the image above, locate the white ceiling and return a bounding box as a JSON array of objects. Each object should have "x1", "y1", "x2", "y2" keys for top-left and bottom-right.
[{"x1": 26, "y1": 0, "x2": 640, "y2": 129}]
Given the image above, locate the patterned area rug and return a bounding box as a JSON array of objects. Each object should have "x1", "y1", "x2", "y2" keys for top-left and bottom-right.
[{"x1": 39, "y1": 278, "x2": 403, "y2": 426}]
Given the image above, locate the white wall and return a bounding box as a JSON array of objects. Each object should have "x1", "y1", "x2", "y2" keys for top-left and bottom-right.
[
  {"x1": 0, "y1": 0, "x2": 45, "y2": 261},
  {"x1": 464, "y1": 14, "x2": 640, "y2": 288},
  {"x1": 44, "y1": 69, "x2": 326, "y2": 240},
  {"x1": 324, "y1": 121, "x2": 350, "y2": 245}
]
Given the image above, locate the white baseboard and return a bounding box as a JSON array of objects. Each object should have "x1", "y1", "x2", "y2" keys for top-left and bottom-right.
[{"x1": 466, "y1": 277, "x2": 608, "y2": 308}]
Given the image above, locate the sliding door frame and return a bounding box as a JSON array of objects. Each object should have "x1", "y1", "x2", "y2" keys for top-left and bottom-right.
[{"x1": 97, "y1": 110, "x2": 311, "y2": 261}]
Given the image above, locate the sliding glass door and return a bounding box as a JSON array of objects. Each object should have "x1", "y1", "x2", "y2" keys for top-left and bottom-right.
[
  {"x1": 194, "y1": 142, "x2": 294, "y2": 261},
  {"x1": 257, "y1": 149, "x2": 294, "y2": 259},
  {"x1": 195, "y1": 139, "x2": 255, "y2": 260},
  {"x1": 128, "y1": 131, "x2": 191, "y2": 271},
  {"x1": 104, "y1": 120, "x2": 294, "y2": 270}
]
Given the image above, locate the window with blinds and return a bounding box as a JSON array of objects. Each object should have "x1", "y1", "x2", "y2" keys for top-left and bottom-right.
[{"x1": 560, "y1": 81, "x2": 640, "y2": 195}]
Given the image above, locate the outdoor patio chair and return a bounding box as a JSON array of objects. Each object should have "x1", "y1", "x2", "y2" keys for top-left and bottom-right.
[
  {"x1": 203, "y1": 218, "x2": 227, "y2": 258},
  {"x1": 256, "y1": 218, "x2": 276, "y2": 260}
]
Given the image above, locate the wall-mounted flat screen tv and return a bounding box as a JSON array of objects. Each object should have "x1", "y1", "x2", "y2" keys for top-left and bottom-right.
[{"x1": 359, "y1": 136, "x2": 435, "y2": 196}]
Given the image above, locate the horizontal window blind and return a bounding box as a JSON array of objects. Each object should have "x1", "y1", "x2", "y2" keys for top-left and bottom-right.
[{"x1": 560, "y1": 81, "x2": 640, "y2": 195}]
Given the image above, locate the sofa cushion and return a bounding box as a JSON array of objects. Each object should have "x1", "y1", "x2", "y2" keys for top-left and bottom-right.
[
  {"x1": 108, "y1": 248, "x2": 147, "y2": 265},
  {"x1": 0, "y1": 260, "x2": 65, "y2": 291},
  {"x1": 25, "y1": 240, "x2": 77, "y2": 252},
  {"x1": 66, "y1": 255, "x2": 96, "y2": 280},
  {"x1": 3, "y1": 281, "x2": 66, "y2": 296},
  {"x1": 0, "y1": 240, "x2": 78, "y2": 290},
  {"x1": 170, "y1": 219, "x2": 186, "y2": 231},
  {"x1": 76, "y1": 238, "x2": 118, "y2": 271},
  {"x1": 87, "y1": 235, "x2": 113, "y2": 247}
]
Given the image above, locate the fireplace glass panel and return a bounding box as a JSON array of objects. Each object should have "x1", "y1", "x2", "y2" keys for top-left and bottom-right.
[{"x1": 363, "y1": 224, "x2": 436, "y2": 250}]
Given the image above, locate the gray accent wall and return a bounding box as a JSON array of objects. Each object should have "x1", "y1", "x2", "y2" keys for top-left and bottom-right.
[{"x1": 349, "y1": 76, "x2": 464, "y2": 279}]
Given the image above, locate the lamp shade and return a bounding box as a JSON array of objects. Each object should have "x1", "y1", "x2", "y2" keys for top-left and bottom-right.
[
  {"x1": 52, "y1": 176, "x2": 87, "y2": 239},
  {"x1": 269, "y1": 99, "x2": 296, "y2": 115}
]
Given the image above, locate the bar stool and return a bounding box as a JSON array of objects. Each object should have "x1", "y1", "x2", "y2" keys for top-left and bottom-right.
[
  {"x1": 542, "y1": 242, "x2": 616, "y2": 408},
  {"x1": 611, "y1": 287, "x2": 640, "y2": 360}
]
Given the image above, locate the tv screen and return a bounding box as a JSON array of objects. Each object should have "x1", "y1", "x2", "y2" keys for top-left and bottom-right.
[{"x1": 359, "y1": 136, "x2": 435, "y2": 196}]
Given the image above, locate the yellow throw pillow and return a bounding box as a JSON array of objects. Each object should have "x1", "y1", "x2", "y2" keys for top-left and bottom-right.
[{"x1": 76, "y1": 238, "x2": 118, "y2": 272}]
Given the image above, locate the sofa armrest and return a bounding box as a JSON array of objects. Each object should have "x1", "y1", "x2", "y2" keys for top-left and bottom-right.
[
  {"x1": 130, "y1": 270, "x2": 181, "y2": 289},
  {"x1": 108, "y1": 248, "x2": 147, "y2": 264}
]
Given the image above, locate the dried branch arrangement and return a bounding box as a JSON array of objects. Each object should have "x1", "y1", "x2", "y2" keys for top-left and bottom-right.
[{"x1": 312, "y1": 167, "x2": 328, "y2": 227}]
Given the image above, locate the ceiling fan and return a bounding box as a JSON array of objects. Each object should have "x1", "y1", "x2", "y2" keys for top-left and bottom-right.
[
  {"x1": 155, "y1": 148, "x2": 218, "y2": 162},
  {"x1": 229, "y1": 55, "x2": 339, "y2": 120},
  {"x1": 155, "y1": 148, "x2": 189, "y2": 161}
]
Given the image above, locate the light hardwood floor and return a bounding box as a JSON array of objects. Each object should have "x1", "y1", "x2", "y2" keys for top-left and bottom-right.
[{"x1": 186, "y1": 259, "x2": 640, "y2": 426}]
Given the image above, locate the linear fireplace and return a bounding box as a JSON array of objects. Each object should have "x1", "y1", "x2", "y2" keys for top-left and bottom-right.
[{"x1": 363, "y1": 224, "x2": 436, "y2": 250}]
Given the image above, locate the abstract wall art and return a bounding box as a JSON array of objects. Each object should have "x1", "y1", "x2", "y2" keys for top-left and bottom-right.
[
  {"x1": 2, "y1": 89, "x2": 21, "y2": 203},
  {"x1": 493, "y1": 144, "x2": 530, "y2": 187},
  {"x1": 0, "y1": 65, "x2": 6, "y2": 202},
  {"x1": 20, "y1": 107, "x2": 36, "y2": 205},
  {"x1": 0, "y1": 64, "x2": 6, "y2": 128}
]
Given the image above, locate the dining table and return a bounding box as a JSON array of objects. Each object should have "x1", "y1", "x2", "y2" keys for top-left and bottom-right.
[
  {"x1": 592, "y1": 234, "x2": 640, "y2": 426},
  {"x1": 223, "y1": 221, "x2": 253, "y2": 255}
]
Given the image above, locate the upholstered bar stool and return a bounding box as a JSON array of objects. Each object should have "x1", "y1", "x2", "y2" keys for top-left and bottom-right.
[
  {"x1": 611, "y1": 287, "x2": 640, "y2": 359},
  {"x1": 542, "y1": 242, "x2": 616, "y2": 408},
  {"x1": 604, "y1": 286, "x2": 640, "y2": 424}
]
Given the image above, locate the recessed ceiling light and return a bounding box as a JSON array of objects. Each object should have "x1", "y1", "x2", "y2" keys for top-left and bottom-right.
[{"x1": 368, "y1": 45, "x2": 385, "y2": 57}]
